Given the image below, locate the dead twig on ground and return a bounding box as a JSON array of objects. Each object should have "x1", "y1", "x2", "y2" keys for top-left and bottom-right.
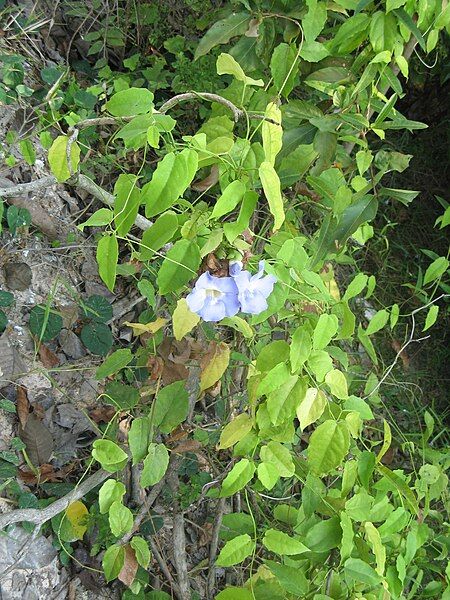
[{"x1": 206, "y1": 497, "x2": 226, "y2": 600}]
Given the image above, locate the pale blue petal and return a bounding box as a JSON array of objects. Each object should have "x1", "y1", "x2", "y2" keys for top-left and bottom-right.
[
  {"x1": 186, "y1": 288, "x2": 206, "y2": 313},
  {"x1": 229, "y1": 261, "x2": 243, "y2": 277},
  {"x1": 199, "y1": 297, "x2": 226, "y2": 322},
  {"x1": 252, "y1": 274, "x2": 277, "y2": 298},
  {"x1": 222, "y1": 293, "x2": 240, "y2": 317},
  {"x1": 239, "y1": 290, "x2": 268, "y2": 314},
  {"x1": 194, "y1": 272, "x2": 215, "y2": 290}
]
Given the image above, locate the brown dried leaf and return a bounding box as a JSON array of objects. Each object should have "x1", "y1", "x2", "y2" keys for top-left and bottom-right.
[
  {"x1": 19, "y1": 413, "x2": 54, "y2": 465},
  {"x1": 89, "y1": 406, "x2": 116, "y2": 424},
  {"x1": 18, "y1": 463, "x2": 73, "y2": 484},
  {"x1": 191, "y1": 164, "x2": 219, "y2": 192},
  {"x1": 171, "y1": 439, "x2": 202, "y2": 454},
  {"x1": 38, "y1": 344, "x2": 59, "y2": 368},
  {"x1": 391, "y1": 339, "x2": 410, "y2": 370},
  {"x1": 118, "y1": 545, "x2": 138, "y2": 587},
  {"x1": 16, "y1": 385, "x2": 30, "y2": 429}
]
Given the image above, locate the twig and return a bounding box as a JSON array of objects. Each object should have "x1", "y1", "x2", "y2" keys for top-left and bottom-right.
[
  {"x1": 0, "y1": 469, "x2": 109, "y2": 530},
  {"x1": 119, "y1": 475, "x2": 166, "y2": 545},
  {"x1": 365, "y1": 294, "x2": 449, "y2": 399},
  {"x1": 149, "y1": 537, "x2": 183, "y2": 600},
  {"x1": 206, "y1": 497, "x2": 226, "y2": 600},
  {"x1": 167, "y1": 467, "x2": 191, "y2": 600}
]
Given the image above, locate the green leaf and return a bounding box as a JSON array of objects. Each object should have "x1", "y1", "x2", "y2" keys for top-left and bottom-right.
[
  {"x1": 423, "y1": 304, "x2": 439, "y2": 331},
  {"x1": 115, "y1": 114, "x2": 154, "y2": 150},
  {"x1": 140, "y1": 443, "x2": 169, "y2": 487},
  {"x1": 92, "y1": 440, "x2": 128, "y2": 472},
  {"x1": 96, "y1": 234, "x2": 118, "y2": 292},
  {"x1": 307, "y1": 349, "x2": 333, "y2": 382},
  {"x1": 220, "y1": 316, "x2": 254, "y2": 339},
  {"x1": 262, "y1": 529, "x2": 309, "y2": 556},
  {"x1": 313, "y1": 313, "x2": 339, "y2": 350},
  {"x1": 259, "y1": 161, "x2": 285, "y2": 232},
  {"x1": 265, "y1": 560, "x2": 309, "y2": 595},
  {"x1": 345, "y1": 489, "x2": 374, "y2": 521},
  {"x1": 343, "y1": 272, "x2": 368, "y2": 301},
  {"x1": 19, "y1": 139, "x2": 36, "y2": 165},
  {"x1": 99, "y1": 479, "x2": 126, "y2": 514},
  {"x1": 260, "y1": 441, "x2": 295, "y2": 477},
  {"x1": 267, "y1": 376, "x2": 303, "y2": 425},
  {"x1": 257, "y1": 462, "x2": 280, "y2": 490},
  {"x1": 325, "y1": 369, "x2": 348, "y2": 399},
  {"x1": 157, "y1": 239, "x2": 201, "y2": 295},
  {"x1": 393, "y1": 8, "x2": 426, "y2": 51},
  {"x1": 344, "y1": 557, "x2": 382, "y2": 586},
  {"x1": 220, "y1": 459, "x2": 255, "y2": 497},
  {"x1": 290, "y1": 327, "x2": 312, "y2": 372},
  {"x1": 109, "y1": 500, "x2": 133, "y2": 537},
  {"x1": 81, "y1": 295, "x2": 112, "y2": 323},
  {"x1": 270, "y1": 43, "x2": 298, "y2": 97},
  {"x1": 28, "y1": 305, "x2": 62, "y2": 342},
  {"x1": 377, "y1": 464, "x2": 419, "y2": 515},
  {"x1": 143, "y1": 149, "x2": 198, "y2": 218},
  {"x1": 216, "y1": 534, "x2": 255, "y2": 566},
  {"x1": 296, "y1": 388, "x2": 326, "y2": 430},
  {"x1": 364, "y1": 522, "x2": 386, "y2": 576},
  {"x1": 129, "y1": 417, "x2": 151, "y2": 465},
  {"x1": 215, "y1": 588, "x2": 253, "y2": 600},
  {"x1": 78, "y1": 208, "x2": 113, "y2": 231},
  {"x1": 340, "y1": 512, "x2": 354, "y2": 562},
  {"x1": 194, "y1": 12, "x2": 251, "y2": 60},
  {"x1": 308, "y1": 420, "x2": 350, "y2": 475},
  {"x1": 153, "y1": 381, "x2": 189, "y2": 434},
  {"x1": 332, "y1": 195, "x2": 378, "y2": 248},
  {"x1": 139, "y1": 211, "x2": 179, "y2": 260},
  {"x1": 81, "y1": 322, "x2": 113, "y2": 356},
  {"x1": 113, "y1": 174, "x2": 141, "y2": 236},
  {"x1": 216, "y1": 53, "x2": 263, "y2": 86},
  {"x1": 303, "y1": 0, "x2": 327, "y2": 42},
  {"x1": 262, "y1": 103, "x2": 282, "y2": 166},
  {"x1": 366, "y1": 309, "x2": 389, "y2": 335},
  {"x1": 95, "y1": 349, "x2": 133, "y2": 380},
  {"x1": 369, "y1": 11, "x2": 398, "y2": 53},
  {"x1": 305, "y1": 516, "x2": 342, "y2": 552},
  {"x1": 211, "y1": 180, "x2": 247, "y2": 219},
  {"x1": 423, "y1": 256, "x2": 449, "y2": 285},
  {"x1": 137, "y1": 279, "x2": 156, "y2": 308},
  {"x1": 218, "y1": 413, "x2": 253, "y2": 450},
  {"x1": 105, "y1": 87, "x2": 154, "y2": 116},
  {"x1": 48, "y1": 135, "x2": 80, "y2": 183},
  {"x1": 102, "y1": 545, "x2": 125, "y2": 582},
  {"x1": 130, "y1": 536, "x2": 151, "y2": 568}
]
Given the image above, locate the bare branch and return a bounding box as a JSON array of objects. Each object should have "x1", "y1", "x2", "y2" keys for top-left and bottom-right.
[
  {"x1": 0, "y1": 469, "x2": 109, "y2": 530},
  {"x1": 206, "y1": 497, "x2": 227, "y2": 600}
]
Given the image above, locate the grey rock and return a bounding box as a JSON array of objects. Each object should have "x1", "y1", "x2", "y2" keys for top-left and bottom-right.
[
  {"x1": 3, "y1": 262, "x2": 33, "y2": 291},
  {"x1": 59, "y1": 328, "x2": 86, "y2": 359}
]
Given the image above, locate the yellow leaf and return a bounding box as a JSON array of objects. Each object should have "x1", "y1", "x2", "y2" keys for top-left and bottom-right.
[
  {"x1": 220, "y1": 316, "x2": 254, "y2": 338},
  {"x1": 262, "y1": 102, "x2": 282, "y2": 166},
  {"x1": 218, "y1": 413, "x2": 253, "y2": 449},
  {"x1": 65, "y1": 500, "x2": 88, "y2": 540},
  {"x1": 124, "y1": 317, "x2": 167, "y2": 336},
  {"x1": 173, "y1": 298, "x2": 200, "y2": 340},
  {"x1": 200, "y1": 341, "x2": 230, "y2": 392}
]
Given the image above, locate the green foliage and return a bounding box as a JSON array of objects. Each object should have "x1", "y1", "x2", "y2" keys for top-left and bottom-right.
[{"x1": 5, "y1": 0, "x2": 449, "y2": 596}]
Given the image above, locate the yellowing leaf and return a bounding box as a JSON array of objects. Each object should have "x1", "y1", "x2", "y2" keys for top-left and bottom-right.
[
  {"x1": 262, "y1": 103, "x2": 282, "y2": 165},
  {"x1": 259, "y1": 161, "x2": 285, "y2": 232},
  {"x1": 218, "y1": 413, "x2": 253, "y2": 449},
  {"x1": 200, "y1": 341, "x2": 230, "y2": 392},
  {"x1": 124, "y1": 317, "x2": 167, "y2": 336},
  {"x1": 296, "y1": 387, "x2": 326, "y2": 430},
  {"x1": 220, "y1": 316, "x2": 254, "y2": 338},
  {"x1": 65, "y1": 500, "x2": 88, "y2": 540},
  {"x1": 216, "y1": 53, "x2": 264, "y2": 87},
  {"x1": 173, "y1": 298, "x2": 200, "y2": 340},
  {"x1": 48, "y1": 135, "x2": 80, "y2": 183}
]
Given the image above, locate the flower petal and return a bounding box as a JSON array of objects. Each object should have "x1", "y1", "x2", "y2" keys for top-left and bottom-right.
[
  {"x1": 222, "y1": 292, "x2": 240, "y2": 317},
  {"x1": 211, "y1": 275, "x2": 239, "y2": 295},
  {"x1": 239, "y1": 290, "x2": 268, "y2": 314},
  {"x1": 199, "y1": 297, "x2": 226, "y2": 322},
  {"x1": 194, "y1": 272, "x2": 215, "y2": 290},
  {"x1": 229, "y1": 261, "x2": 243, "y2": 277},
  {"x1": 186, "y1": 288, "x2": 206, "y2": 313},
  {"x1": 252, "y1": 274, "x2": 277, "y2": 298}
]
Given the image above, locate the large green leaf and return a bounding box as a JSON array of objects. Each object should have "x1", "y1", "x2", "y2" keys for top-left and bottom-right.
[
  {"x1": 220, "y1": 459, "x2": 255, "y2": 497},
  {"x1": 194, "y1": 12, "x2": 251, "y2": 60},
  {"x1": 211, "y1": 180, "x2": 246, "y2": 219},
  {"x1": 307, "y1": 420, "x2": 350, "y2": 475},
  {"x1": 262, "y1": 529, "x2": 309, "y2": 555},
  {"x1": 152, "y1": 381, "x2": 189, "y2": 433},
  {"x1": 216, "y1": 534, "x2": 255, "y2": 566},
  {"x1": 270, "y1": 43, "x2": 298, "y2": 98},
  {"x1": 48, "y1": 135, "x2": 80, "y2": 183},
  {"x1": 140, "y1": 443, "x2": 169, "y2": 487},
  {"x1": 143, "y1": 149, "x2": 198, "y2": 217},
  {"x1": 157, "y1": 239, "x2": 201, "y2": 295},
  {"x1": 139, "y1": 211, "x2": 179, "y2": 260},
  {"x1": 105, "y1": 87, "x2": 154, "y2": 116},
  {"x1": 113, "y1": 174, "x2": 141, "y2": 236},
  {"x1": 129, "y1": 417, "x2": 151, "y2": 465},
  {"x1": 96, "y1": 234, "x2": 118, "y2": 292}
]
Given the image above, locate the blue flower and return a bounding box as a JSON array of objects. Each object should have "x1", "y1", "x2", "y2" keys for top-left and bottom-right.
[
  {"x1": 231, "y1": 261, "x2": 277, "y2": 315},
  {"x1": 186, "y1": 272, "x2": 240, "y2": 322}
]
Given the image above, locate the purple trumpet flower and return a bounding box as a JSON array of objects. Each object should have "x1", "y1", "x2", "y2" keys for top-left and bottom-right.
[
  {"x1": 186, "y1": 272, "x2": 240, "y2": 322},
  {"x1": 231, "y1": 261, "x2": 277, "y2": 315}
]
